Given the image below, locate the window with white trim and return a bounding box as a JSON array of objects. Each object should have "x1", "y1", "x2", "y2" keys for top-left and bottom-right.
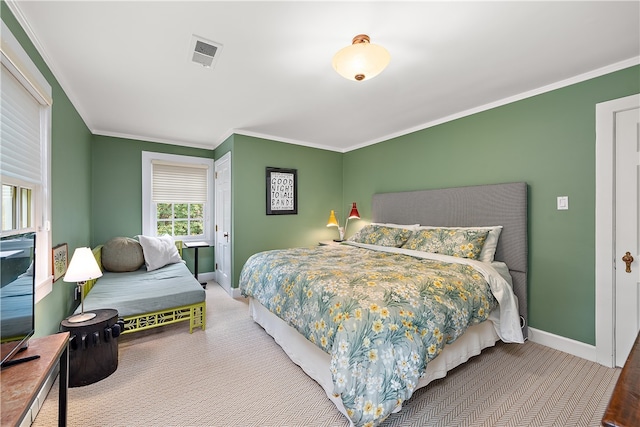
[
  {"x1": 142, "y1": 152, "x2": 213, "y2": 243},
  {"x1": 2, "y1": 180, "x2": 33, "y2": 231},
  {"x1": 1, "y1": 21, "x2": 53, "y2": 301}
]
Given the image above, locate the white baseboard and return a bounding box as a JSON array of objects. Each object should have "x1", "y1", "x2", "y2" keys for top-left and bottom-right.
[
  {"x1": 198, "y1": 272, "x2": 216, "y2": 283},
  {"x1": 528, "y1": 327, "x2": 597, "y2": 363},
  {"x1": 219, "y1": 284, "x2": 241, "y2": 298},
  {"x1": 207, "y1": 276, "x2": 242, "y2": 298}
]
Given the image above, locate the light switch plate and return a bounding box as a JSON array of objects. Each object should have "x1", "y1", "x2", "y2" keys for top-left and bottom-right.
[{"x1": 557, "y1": 196, "x2": 569, "y2": 210}]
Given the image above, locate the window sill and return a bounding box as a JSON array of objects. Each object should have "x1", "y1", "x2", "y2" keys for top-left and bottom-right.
[{"x1": 35, "y1": 276, "x2": 53, "y2": 303}]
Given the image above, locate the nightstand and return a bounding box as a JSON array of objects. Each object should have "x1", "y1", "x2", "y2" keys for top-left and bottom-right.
[{"x1": 60, "y1": 309, "x2": 121, "y2": 387}]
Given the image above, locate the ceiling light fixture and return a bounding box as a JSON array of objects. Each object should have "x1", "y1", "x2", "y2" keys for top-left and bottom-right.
[{"x1": 332, "y1": 34, "x2": 390, "y2": 82}]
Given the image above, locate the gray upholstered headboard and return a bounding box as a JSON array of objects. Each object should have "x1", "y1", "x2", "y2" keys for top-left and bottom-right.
[{"x1": 372, "y1": 182, "x2": 528, "y2": 338}]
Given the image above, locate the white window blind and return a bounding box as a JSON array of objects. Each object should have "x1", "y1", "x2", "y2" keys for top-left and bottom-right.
[
  {"x1": 152, "y1": 161, "x2": 208, "y2": 203},
  {"x1": 0, "y1": 64, "x2": 42, "y2": 186},
  {"x1": 1, "y1": 19, "x2": 53, "y2": 301}
]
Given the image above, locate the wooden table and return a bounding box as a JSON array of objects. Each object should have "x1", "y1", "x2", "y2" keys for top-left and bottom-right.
[
  {"x1": 602, "y1": 331, "x2": 640, "y2": 427},
  {"x1": 1, "y1": 332, "x2": 69, "y2": 427}
]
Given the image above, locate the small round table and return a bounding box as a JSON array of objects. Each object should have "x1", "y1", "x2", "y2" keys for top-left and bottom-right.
[{"x1": 60, "y1": 309, "x2": 121, "y2": 387}]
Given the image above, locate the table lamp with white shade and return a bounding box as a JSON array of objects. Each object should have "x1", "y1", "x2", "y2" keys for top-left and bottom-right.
[{"x1": 63, "y1": 247, "x2": 103, "y2": 323}]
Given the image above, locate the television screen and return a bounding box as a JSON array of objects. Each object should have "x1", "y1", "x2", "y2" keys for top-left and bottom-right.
[{"x1": 0, "y1": 232, "x2": 35, "y2": 367}]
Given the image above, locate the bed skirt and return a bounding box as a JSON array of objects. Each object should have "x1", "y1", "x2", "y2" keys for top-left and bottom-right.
[{"x1": 249, "y1": 297, "x2": 500, "y2": 424}]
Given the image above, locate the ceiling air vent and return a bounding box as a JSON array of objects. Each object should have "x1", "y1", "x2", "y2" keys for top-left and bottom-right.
[{"x1": 189, "y1": 35, "x2": 223, "y2": 69}]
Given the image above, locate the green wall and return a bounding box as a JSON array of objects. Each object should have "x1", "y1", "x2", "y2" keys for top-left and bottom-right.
[
  {"x1": 6, "y1": 0, "x2": 639, "y2": 347},
  {"x1": 2, "y1": 2, "x2": 93, "y2": 336},
  {"x1": 219, "y1": 134, "x2": 343, "y2": 287},
  {"x1": 344, "y1": 65, "x2": 640, "y2": 345},
  {"x1": 91, "y1": 135, "x2": 215, "y2": 275}
]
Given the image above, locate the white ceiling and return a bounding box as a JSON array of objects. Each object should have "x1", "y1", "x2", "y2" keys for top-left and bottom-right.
[{"x1": 7, "y1": 1, "x2": 640, "y2": 153}]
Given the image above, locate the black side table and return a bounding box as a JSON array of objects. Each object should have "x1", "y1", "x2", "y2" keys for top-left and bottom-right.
[
  {"x1": 60, "y1": 309, "x2": 122, "y2": 387},
  {"x1": 184, "y1": 241, "x2": 210, "y2": 288}
]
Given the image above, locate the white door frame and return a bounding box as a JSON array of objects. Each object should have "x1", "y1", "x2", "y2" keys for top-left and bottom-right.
[
  {"x1": 595, "y1": 93, "x2": 640, "y2": 367},
  {"x1": 214, "y1": 152, "x2": 233, "y2": 296}
]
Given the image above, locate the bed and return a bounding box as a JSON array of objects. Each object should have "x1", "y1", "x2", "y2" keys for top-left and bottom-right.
[
  {"x1": 239, "y1": 182, "x2": 527, "y2": 427},
  {"x1": 80, "y1": 237, "x2": 206, "y2": 334}
]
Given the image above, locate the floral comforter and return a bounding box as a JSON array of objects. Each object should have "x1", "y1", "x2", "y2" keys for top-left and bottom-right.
[{"x1": 240, "y1": 243, "x2": 522, "y2": 427}]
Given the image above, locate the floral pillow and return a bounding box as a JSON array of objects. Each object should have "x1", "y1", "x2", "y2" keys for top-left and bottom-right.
[
  {"x1": 403, "y1": 227, "x2": 489, "y2": 260},
  {"x1": 416, "y1": 226, "x2": 502, "y2": 263},
  {"x1": 347, "y1": 224, "x2": 414, "y2": 248}
]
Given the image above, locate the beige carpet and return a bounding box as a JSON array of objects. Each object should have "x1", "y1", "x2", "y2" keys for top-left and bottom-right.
[{"x1": 33, "y1": 283, "x2": 619, "y2": 427}]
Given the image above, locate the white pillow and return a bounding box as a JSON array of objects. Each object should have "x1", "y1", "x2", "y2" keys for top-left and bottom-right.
[
  {"x1": 137, "y1": 234, "x2": 182, "y2": 271},
  {"x1": 480, "y1": 226, "x2": 503, "y2": 263},
  {"x1": 416, "y1": 225, "x2": 503, "y2": 263}
]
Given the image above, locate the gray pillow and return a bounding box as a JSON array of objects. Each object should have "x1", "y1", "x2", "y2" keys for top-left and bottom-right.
[{"x1": 102, "y1": 237, "x2": 145, "y2": 272}]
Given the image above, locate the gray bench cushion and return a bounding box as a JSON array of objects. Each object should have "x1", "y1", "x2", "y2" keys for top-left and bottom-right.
[{"x1": 78, "y1": 261, "x2": 205, "y2": 317}]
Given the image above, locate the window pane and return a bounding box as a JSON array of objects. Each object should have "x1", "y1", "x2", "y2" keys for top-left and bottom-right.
[
  {"x1": 191, "y1": 203, "x2": 203, "y2": 219},
  {"x1": 20, "y1": 188, "x2": 31, "y2": 228},
  {"x1": 174, "y1": 220, "x2": 188, "y2": 235},
  {"x1": 174, "y1": 204, "x2": 188, "y2": 219},
  {"x1": 2, "y1": 184, "x2": 16, "y2": 231},
  {"x1": 157, "y1": 203, "x2": 172, "y2": 219},
  {"x1": 157, "y1": 220, "x2": 173, "y2": 235},
  {"x1": 190, "y1": 220, "x2": 203, "y2": 235}
]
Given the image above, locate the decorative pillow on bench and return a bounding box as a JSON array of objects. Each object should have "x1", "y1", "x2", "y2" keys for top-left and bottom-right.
[
  {"x1": 102, "y1": 237, "x2": 145, "y2": 272},
  {"x1": 138, "y1": 234, "x2": 182, "y2": 271}
]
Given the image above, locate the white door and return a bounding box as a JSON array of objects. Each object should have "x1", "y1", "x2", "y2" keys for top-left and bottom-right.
[
  {"x1": 595, "y1": 94, "x2": 640, "y2": 368},
  {"x1": 214, "y1": 153, "x2": 232, "y2": 292},
  {"x1": 615, "y1": 106, "x2": 640, "y2": 367}
]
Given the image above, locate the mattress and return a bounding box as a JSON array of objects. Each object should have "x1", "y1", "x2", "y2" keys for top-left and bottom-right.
[{"x1": 77, "y1": 261, "x2": 205, "y2": 317}]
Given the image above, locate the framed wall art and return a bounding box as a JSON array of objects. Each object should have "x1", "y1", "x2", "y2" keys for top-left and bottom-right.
[
  {"x1": 52, "y1": 243, "x2": 68, "y2": 281},
  {"x1": 266, "y1": 167, "x2": 297, "y2": 215}
]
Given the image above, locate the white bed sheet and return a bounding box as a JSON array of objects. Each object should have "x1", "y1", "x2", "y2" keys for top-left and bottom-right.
[{"x1": 249, "y1": 297, "x2": 500, "y2": 426}]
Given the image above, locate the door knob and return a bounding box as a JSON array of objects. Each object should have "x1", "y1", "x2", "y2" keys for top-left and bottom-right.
[{"x1": 622, "y1": 251, "x2": 634, "y2": 273}]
